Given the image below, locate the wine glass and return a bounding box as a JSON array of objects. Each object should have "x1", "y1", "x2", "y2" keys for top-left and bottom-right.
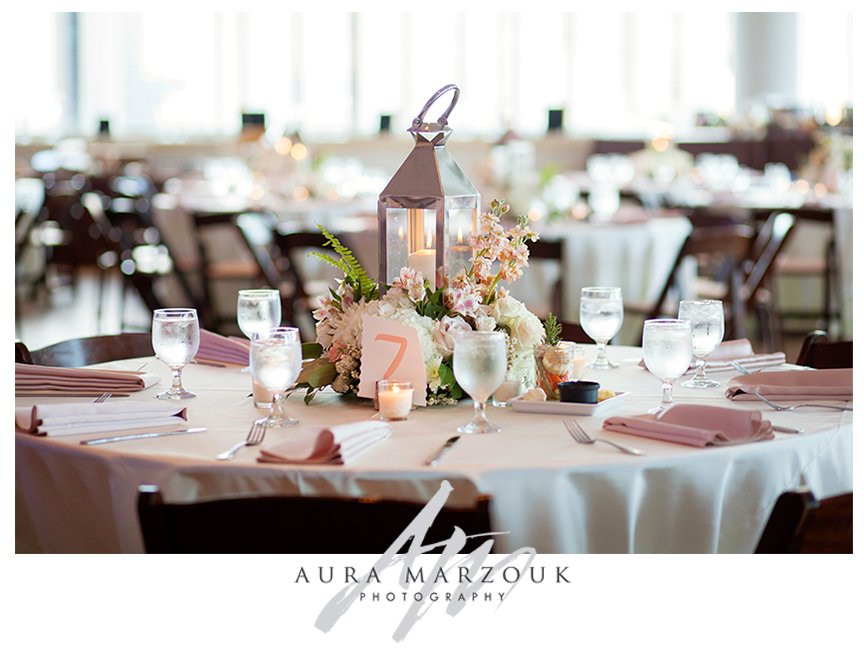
[
  {"x1": 250, "y1": 326, "x2": 302, "y2": 428},
  {"x1": 237, "y1": 289, "x2": 282, "y2": 371},
  {"x1": 453, "y1": 331, "x2": 507, "y2": 434},
  {"x1": 151, "y1": 308, "x2": 200, "y2": 400},
  {"x1": 678, "y1": 299, "x2": 725, "y2": 388},
  {"x1": 642, "y1": 319, "x2": 692, "y2": 415},
  {"x1": 580, "y1": 287, "x2": 623, "y2": 369}
]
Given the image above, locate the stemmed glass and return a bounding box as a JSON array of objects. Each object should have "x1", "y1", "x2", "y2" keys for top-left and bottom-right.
[
  {"x1": 580, "y1": 287, "x2": 623, "y2": 369},
  {"x1": 642, "y1": 319, "x2": 693, "y2": 415},
  {"x1": 678, "y1": 300, "x2": 725, "y2": 388},
  {"x1": 250, "y1": 327, "x2": 302, "y2": 428},
  {"x1": 453, "y1": 331, "x2": 507, "y2": 434},
  {"x1": 237, "y1": 289, "x2": 282, "y2": 371},
  {"x1": 151, "y1": 308, "x2": 200, "y2": 400}
]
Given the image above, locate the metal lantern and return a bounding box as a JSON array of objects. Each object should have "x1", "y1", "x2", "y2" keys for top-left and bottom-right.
[{"x1": 378, "y1": 84, "x2": 480, "y2": 291}]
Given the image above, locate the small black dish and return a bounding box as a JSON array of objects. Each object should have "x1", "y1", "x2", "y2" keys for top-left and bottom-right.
[{"x1": 558, "y1": 380, "x2": 600, "y2": 404}]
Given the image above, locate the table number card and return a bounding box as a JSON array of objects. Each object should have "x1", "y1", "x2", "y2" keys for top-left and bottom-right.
[{"x1": 358, "y1": 315, "x2": 427, "y2": 406}]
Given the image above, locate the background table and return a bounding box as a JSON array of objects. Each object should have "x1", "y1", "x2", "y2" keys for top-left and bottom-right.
[{"x1": 15, "y1": 346, "x2": 851, "y2": 554}]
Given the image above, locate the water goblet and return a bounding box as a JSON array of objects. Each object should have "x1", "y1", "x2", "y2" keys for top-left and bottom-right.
[
  {"x1": 250, "y1": 326, "x2": 302, "y2": 428},
  {"x1": 642, "y1": 319, "x2": 693, "y2": 415},
  {"x1": 237, "y1": 289, "x2": 282, "y2": 371},
  {"x1": 151, "y1": 308, "x2": 200, "y2": 400},
  {"x1": 580, "y1": 287, "x2": 623, "y2": 369},
  {"x1": 453, "y1": 331, "x2": 507, "y2": 434},
  {"x1": 678, "y1": 299, "x2": 725, "y2": 388}
]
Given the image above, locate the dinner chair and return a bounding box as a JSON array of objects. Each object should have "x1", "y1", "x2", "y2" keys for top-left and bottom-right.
[
  {"x1": 558, "y1": 320, "x2": 593, "y2": 344},
  {"x1": 526, "y1": 239, "x2": 564, "y2": 319},
  {"x1": 17, "y1": 333, "x2": 154, "y2": 367},
  {"x1": 795, "y1": 330, "x2": 852, "y2": 369},
  {"x1": 624, "y1": 224, "x2": 755, "y2": 343},
  {"x1": 137, "y1": 486, "x2": 496, "y2": 554},
  {"x1": 755, "y1": 489, "x2": 852, "y2": 554}
]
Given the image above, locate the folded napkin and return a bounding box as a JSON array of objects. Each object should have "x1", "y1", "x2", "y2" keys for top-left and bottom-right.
[
  {"x1": 15, "y1": 402, "x2": 188, "y2": 437},
  {"x1": 726, "y1": 368, "x2": 853, "y2": 401},
  {"x1": 195, "y1": 329, "x2": 250, "y2": 366},
  {"x1": 15, "y1": 363, "x2": 160, "y2": 397},
  {"x1": 700, "y1": 339, "x2": 786, "y2": 373},
  {"x1": 602, "y1": 404, "x2": 774, "y2": 447},
  {"x1": 258, "y1": 420, "x2": 392, "y2": 465}
]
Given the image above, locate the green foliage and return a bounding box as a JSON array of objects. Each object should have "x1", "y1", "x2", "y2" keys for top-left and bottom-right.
[
  {"x1": 543, "y1": 313, "x2": 562, "y2": 346},
  {"x1": 301, "y1": 342, "x2": 323, "y2": 360},
  {"x1": 437, "y1": 361, "x2": 463, "y2": 400},
  {"x1": 308, "y1": 224, "x2": 378, "y2": 301}
]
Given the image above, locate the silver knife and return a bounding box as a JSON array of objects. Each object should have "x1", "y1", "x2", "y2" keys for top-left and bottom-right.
[
  {"x1": 80, "y1": 427, "x2": 207, "y2": 446},
  {"x1": 426, "y1": 436, "x2": 460, "y2": 466}
]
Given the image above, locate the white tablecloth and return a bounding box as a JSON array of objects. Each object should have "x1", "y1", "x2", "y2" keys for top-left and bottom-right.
[{"x1": 15, "y1": 346, "x2": 851, "y2": 554}]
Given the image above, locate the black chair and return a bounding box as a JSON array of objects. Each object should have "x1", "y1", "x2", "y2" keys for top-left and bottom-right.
[
  {"x1": 558, "y1": 320, "x2": 593, "y2": 344},
  {"x1": 526, "y1": 239, "x2": 564, "y2": 319},
  {"x1": 755, "y1": 489, "x2": 852, "y2": 554},
  {"x1": 624, "y1": 224, "x2": 755, "y2": 343},
  {"x1": 16, "y1": 333, "x2": 154, "y2": 367},
  {"x1": 795, "y1": 330, "x2": 853, "y2": 369},
  {"x1": 137, "y1": 485, "x2": 496, "y2": 554}
]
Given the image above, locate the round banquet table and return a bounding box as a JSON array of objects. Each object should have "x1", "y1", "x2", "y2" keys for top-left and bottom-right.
[{"x1": 15, "y1": 346, "x2": 852, "y2": 554}]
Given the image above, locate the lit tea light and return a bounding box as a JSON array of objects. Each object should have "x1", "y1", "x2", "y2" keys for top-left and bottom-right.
[
  {"x1": 275, "y1": 137, "x2": 292, "y2": 156},
  {"x1": 814, "y1": 183, "x2": 828, "y2": 198},
  {"x1": 292, "y1": 186, "x2": 310, "y2": 201},
  {"x1": 291, "y1": 143, "x2": 308, "y2": 160},
  {"x1": 794, "y1": 179, "x2": 810, "y2": 195},
  {"x1": 377, "y1": 381, "x2": 413, "y2": 421}
]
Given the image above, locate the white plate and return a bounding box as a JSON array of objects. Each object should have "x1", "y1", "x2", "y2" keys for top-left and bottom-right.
[{"x1": 510, "y1": 391, "x2": 628, "y2": 416}]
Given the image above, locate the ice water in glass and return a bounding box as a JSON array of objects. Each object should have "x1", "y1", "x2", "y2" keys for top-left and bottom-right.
[
  {"x1": 237, "y1": 289, "x2": 282, "y2": 371},
  {"x1": 678, "y1": 300, "x2": 725, "y2": 388},
  {"x1": 580, "y1": 287, "x2": 623, "y2": 369},
  {"x1": 642, "y1": 319, "x2": 692, "y2": 415},
  {"x1": 152, "y1": 308, "x2": 200, "y2": 399},
  {"x1": 251, "y1": 327, "x2": 302, "y2": 427},
  {"x1": 453, "y1": 331, "x2": 507, "y2": 433}
]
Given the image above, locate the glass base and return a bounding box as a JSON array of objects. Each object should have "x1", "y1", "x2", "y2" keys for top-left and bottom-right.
[
  {"x1": 457, "y1": 420, "x2": 501, "y2": 434},
  {"x1": 157, "y1": 388, "x2": 196, "y2": 400},
  {"x1": 590, "y1": 358, "x2": 619, "y2": 369},
  {"x1": 647, "y1": 402, "x2": 671, "y2": 415},
  {"x1": 681, "y1": 376, "x2": 721, "y2": 388},
  {"x1": 264, "y1": 415, "x2": 298, "y2": 428}
]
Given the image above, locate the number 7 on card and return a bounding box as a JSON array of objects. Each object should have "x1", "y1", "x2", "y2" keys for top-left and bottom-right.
[{"x1": 358, "y1": 315, "x2": 427, "y2": 406}]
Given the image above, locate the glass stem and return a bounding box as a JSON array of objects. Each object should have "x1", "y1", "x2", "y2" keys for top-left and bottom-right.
[
  {"x1": 270, "y1": 391, "x2": 285, "y2": 421},
  {"x1": 473, "y1": 400, "x2": 488, "y2": 426},
  {"x1": 170, "y1": 368, "x2": 183, "y2": 393},
  {"x1": 596, "y1": 341, "x2": 608, "y2": 363},
  {"x1": 661, "y1": 381, "x2": 674, "y2": 407},
  {"x1": 694, "y1": 357, "x2": 708, "y2": 381}
]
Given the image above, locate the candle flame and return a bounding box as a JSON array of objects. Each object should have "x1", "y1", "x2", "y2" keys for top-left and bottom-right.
[
  {"x1": 392, "y1": 385, "x2": 400, "y2": 394},
  {"x1": 457, "y1": 228, "x2": 464, "y2": 244},
  {"x1": 398, "y1": 225, "x2": 405, "y2": 241},
  {"x1": 426, "y1": 229, "x2": 433, "y2": 249}
]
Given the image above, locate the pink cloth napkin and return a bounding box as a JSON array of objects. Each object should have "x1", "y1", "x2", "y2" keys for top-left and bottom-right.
[
  {"x1": 15, "y1": 402, "x2": 187, "y2": 437},
  {"x1": 602, "y1": 404, "x2": 774, "y2": 447},
  {"x1": 258, "y1": 420, "x2": 391, "y2": 465},
  {"x1": 726, "y1": 368, "x2": 853, "y2": 401},
  {"x1": 15, "y1": 363, "x2": 160, "y2": 397},
  {"x1": 195, "y1": 329, "x2": 250, "y2": 366},
  {"x1": 699, "y1": 339, "x2": 786, "y2": 373}
]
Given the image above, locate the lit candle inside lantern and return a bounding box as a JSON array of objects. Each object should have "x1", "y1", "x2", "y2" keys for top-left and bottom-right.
[
  {"x1": 449, "y1": 227, "x2": 473, "y2": 277},
  {"x1": 407, "y1": 229, "x2": 436, "y2": 289},
  {"x1": 377, "y1": 381, "x2": 414, "y2": 420}
]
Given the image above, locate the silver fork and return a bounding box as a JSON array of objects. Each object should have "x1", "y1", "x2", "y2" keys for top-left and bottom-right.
[
  {"x1": 216, "y1": 419, "x2": 267, "y2": 460},
  {"x1": 753, "y1": 390, "x2": 852, "y2": 412},
  {"x1": 93, "y1": 392, "x2": 111, "y2": 403},
  {"x1": 730, "y1": 360, "x2": 760, "y2": 375},
  {"x1": 564, "y1": 419, "x2": 643, "y2": 456}
]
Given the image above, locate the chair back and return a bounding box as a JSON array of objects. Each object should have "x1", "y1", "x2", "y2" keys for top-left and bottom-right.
[
  {"x1": 272, "y1": 229, "x2": 335, "y2": 338},
  {"x1": 22, "y1": 333, "x2": 154, "y2": 367},
  {"x1": 755, "y1": 489, "x2": 852, "y2": 553},
  {"x1": 526, "y1": 239, "x2": 564, "y2": 318},
  {"x1": 796, "y1": 330, "x2": 853, "y2": 369},
  {"x1": 742, "y1": 211, "x2": 797, "y2": 306},
  {"x1": 137, "y1": 486, "x2": 495, "y2": 554},
  {"x1": 558, "y1": 320, "x2": 593, "y2": 344},
  {"x1": 644, "y1": 224, "x2": 755, "y2": 328}
]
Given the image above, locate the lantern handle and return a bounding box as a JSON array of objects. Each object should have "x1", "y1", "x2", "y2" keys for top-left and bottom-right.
[{"x1": 409, "y1": 84, "x2": 460, "y2": 132}]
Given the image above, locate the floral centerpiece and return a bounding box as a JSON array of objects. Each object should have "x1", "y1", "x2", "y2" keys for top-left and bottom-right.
[{"x1": 298, "y1": 199, "x2": 545, "y2": 405}]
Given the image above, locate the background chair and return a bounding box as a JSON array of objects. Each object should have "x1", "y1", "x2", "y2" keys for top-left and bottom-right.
[
  {"x1": 755, "y1": 489, "x2": 852, "y2": 553},
  {"x1": 16, "y1": 333, "x2": 154, "y2": 367},
  {"x1": 137, "y1": 485, "x2": 496, "y2": 554},
  {"x1": 526, "y1": 239, "x2": 564, "y2": 319},
  {"x1": 795, "y1": 329, "x2": 853, "y2": 369}
]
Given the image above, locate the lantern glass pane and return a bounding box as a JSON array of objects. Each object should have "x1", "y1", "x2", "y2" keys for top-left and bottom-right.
[{"x1": 445, "y1": 194, "x2": 479, "y2": 280}]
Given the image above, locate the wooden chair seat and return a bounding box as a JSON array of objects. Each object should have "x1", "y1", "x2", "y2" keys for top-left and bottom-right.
[
  {"x1": 755, "y1": 489, "x2": 852, "y2": 553},
  {"x1": 795, "y1": 330, "x2": 852, "y2": 369}
]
